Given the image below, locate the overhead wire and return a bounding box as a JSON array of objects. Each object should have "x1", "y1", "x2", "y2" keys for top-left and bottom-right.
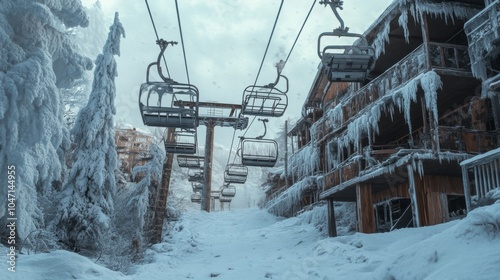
[
  {"x1": 173, "y1": 0, "x2": 201, "y2": 158},
  {"x1": 224, "y1": 0, "x2": 285, "y2": 167},
  {"x1": 227, "y1": 0, "x2": 316, "y2": 166},
  {"x1": 174, "y1": 0, "x2": 191, "y2": 85},
  {"x1": 145, "y1": 0, "x2": 171, "y2": 78}
]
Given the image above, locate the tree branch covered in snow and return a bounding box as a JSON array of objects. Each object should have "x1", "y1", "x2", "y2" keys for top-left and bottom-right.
[{"x1": 0, "y1": 0, "x2": 90, "y2": 241}]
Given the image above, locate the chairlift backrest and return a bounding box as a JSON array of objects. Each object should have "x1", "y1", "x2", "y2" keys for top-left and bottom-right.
[
  {"x1": 191, "y1": 193, "x2": 202, "y2": 203},
  {"x1": 224, "y1": 164, "x2": 248, "y2": 184},
  {"x1": 242, "y1": 72, "x2": 289, "y2": 117},
  {"x1": 177, "y1": 155, "x2": 204, "y2": 168},
  {"x1": 164, "y1": 128, "x2": 197, "y2": 154},
  {"x1": 240, "y1": 138, "x2": 278, "y2": 167},
  {"x1": 221, "y1": 185, "x2": 236, "y2": 197}
]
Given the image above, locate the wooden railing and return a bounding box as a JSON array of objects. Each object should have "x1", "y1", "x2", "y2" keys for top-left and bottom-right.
[
  {"x1": 464, "y1": 1, "x2": 500, "y2": 68},
  {"x1": 438, "y1": 126, "x2": 500, "y2": 154},
  {"x1": 322, "y1": 126, "x2": 500, "y2": 190},
  {"x1": 324, "y1": 156, "x2": 365, "y2": 191}
]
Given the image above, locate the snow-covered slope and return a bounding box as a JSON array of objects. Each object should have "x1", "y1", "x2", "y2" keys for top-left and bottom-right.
[{"x1": 5, "y1": 201, "x2": 500, "y2": 280}]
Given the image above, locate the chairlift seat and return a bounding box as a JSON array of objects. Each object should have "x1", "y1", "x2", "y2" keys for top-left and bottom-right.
[
  {"x1": 219, "y1": 195, "x2": 232, "y2": 203},
  {"x1": 324, "y1": 53, "x2": 373, "y2": 82},
  {"x1": 141, "y1": 103, "x2": 197, "y2": 128},
  {"x1": 221, "y1": 185, "x2": 236, "y2": 197},
  {"x1": 165, "y1": 142, "x2": 196, "y2": 154},
  {"x1": 242, "y1": 87, "x2": 288, "y2": 117},
  {"x1": 224, "y1": 164, "x2": 248, "y2": 184},
  {"x1": 240, "y1": 138, "x2": 278, "y2": 168},
  {"x1": 192, "y1": 183, "x2": 203, "y2": 192},
  {"x1": 191, "y1": 193, "x2": 202, "y2": 203},
  {"x1": 164, "y1": 129, "x2": 197, "y2": 155},
  {"x1": 139, "y1": 81, "x2": 199, "y2": 128},
  {"x1": 177, "y1": 155, "x2": 204, "y2": 168}
]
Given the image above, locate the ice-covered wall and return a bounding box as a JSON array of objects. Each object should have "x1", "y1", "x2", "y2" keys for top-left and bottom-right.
[
  {"x1": 266, "y1": 176, "x2": 319, "y2": 217},
  {"x1": 324, "y1": 71, "x2": 442, "y2": 157}
]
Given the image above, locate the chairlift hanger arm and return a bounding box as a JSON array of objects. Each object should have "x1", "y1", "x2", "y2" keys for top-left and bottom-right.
[
  {"x1": 257, "y1": 118, "x2": 268, "y2": 139},
  {"x1": 319, "y1": 0, "x2": 348, "y2": 33},
  {"x1": 156, "y1": 39, "x2": 178, "y2": 83}
]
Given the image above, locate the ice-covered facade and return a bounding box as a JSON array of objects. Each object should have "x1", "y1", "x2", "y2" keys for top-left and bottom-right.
[{"x1": 267, "y1": 0, "x2": 500, "y2": 235}]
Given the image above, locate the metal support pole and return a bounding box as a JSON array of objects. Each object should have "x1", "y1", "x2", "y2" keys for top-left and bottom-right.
[{"x1": 202, "y1": 121, "x2": 215, "y2": 212}]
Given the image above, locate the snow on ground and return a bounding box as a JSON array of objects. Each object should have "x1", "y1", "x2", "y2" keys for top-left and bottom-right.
[{"x1": 4, "y1": 202, "x2": 500, "y2": 280}]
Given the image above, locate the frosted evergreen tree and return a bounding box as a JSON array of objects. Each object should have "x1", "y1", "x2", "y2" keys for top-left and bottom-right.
[
  {"x1": 0, "y1": 0, "x2": 92, "y2": 242},
  {"x1": 128, "y1": 143, "x2": 165, "y2": 246},
  {"x1": 57, "y1": 13, "x2": 125, "y2": 251},
  {"x1": 63, "y1": 0, "x2": 109, "y2": 127}
]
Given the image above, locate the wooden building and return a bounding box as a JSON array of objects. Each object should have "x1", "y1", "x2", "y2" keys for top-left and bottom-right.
[
  {"x1": 269, "y1": 0, "x2": 500, "y2": 236},
  {"x1": 115, "y1": 126, "x2": 155, "y2": 181}
]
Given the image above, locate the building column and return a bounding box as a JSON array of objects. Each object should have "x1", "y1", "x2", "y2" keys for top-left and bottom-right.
[
  {"x1": 327, "y1": 199, "x2": 337, "y2": 237},
  {"x1": 356, "y1": 183, "x2": 375, "y2": 233}
]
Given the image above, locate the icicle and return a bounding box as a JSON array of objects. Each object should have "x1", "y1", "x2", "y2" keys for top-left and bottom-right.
[{"x1": 421, "y1": 71, "x2": 442, "y2": 128}]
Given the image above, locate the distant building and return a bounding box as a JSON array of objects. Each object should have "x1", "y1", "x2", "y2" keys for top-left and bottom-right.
[{"x1": 115, "y1": 125, "x2": 155, "y2": 181}]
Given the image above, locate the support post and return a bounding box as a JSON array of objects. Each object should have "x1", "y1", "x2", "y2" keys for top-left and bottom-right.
[
  {"x1": 407, "y1": 164, "x2": 421, "y2": 227},
  {"x1": 202, "y1": 121, "x2": 215, "y2": 212},
  {"x1": 356, "y1": 183, "x2": 375, "y2": 233},
  {"x1": 285, "y1": 120, "x2": 289, "y2": 187},
  {"x1": 327, "y1": 199, "x2": 337, "y2": 237},
  {"x1": 150, "y1": 128, "x2": 175, "y2": 244}
]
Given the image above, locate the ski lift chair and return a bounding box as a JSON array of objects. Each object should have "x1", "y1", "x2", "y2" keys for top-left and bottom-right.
[
  {"x1": 164, "y1": 128, "x2": 197, "y2": 154},
  {"x1": 219, "y1": 195, "x2": 233, "y2": 203},
  {"x1": 188, "y1": 167, "x2": 204, "y2": 183},
  {"x1": 211, "y1": 191, "x2": 220, "y2": 199},
  {"x1": 224, "y1": 164, "x2": 248, "y2": 184},
  {"x1": 242, "y1": 63, "x2": 289, "y2": 117},
  {"x1": 177, "y1": 155, "x2": 204, "y2": 168},
  {"x1": 240, "y1": 119, "x2": 278, "y2": 167},
  {"x1": 139, "y1": 39, "x2": 199, "y2": 128},
  {"x1": 192, "y1": 183, "x2": 204, "y2": 193},
  {"x1": 221, "y1": 184, "x2": 236, "y2": 197},
  {"x1": 317, "y1": 0, "x2": 375, "y2": 82},
  {"x1": 191, "y1": 193, "x2": 202, "y2": 203}
]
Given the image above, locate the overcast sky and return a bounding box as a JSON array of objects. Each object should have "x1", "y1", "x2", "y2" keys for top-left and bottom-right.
[{"x1": 82, "y1": 0, "x2": 393, "y2": 151}]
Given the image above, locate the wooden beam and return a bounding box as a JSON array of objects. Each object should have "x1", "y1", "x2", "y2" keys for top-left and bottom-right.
[
  {"x1": 150, "y1": 128, "x2": 175, "y2": 244},
  {"x1": 356, "y1": 183, "x2": 375, "y2": 233},
  {"x1": 202, "y1": 121, "x2": 215, "y2": 212},
  {"x1": 327, "y1": 199, "x2": 337, "y2": 237}
]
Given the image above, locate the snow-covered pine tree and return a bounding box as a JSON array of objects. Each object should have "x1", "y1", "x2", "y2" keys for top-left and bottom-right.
[
  {"x1": 57, "y1": 12, "x2": 125, "y2": 251},
  {"x1": 128, "y1": 143, "x2": 165, "y2": 248},
  {"x1": 62, "y1": 1, "x2": 109, "y2": 128},
  {"x1": 0, "y1": 0, "x2": 92, "y2": 242}
]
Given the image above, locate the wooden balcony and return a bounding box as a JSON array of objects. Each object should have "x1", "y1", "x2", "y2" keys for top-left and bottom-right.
[
  {"x1": 316, "y1": 42, "x2": 471, "y2": 140},
  {"x1": 464, "y1": 1, "x2": 500, "y2": 79},
  {"x1": 324, "y1": 156, "x2": 366, "y2": 191},
  {"x1": 437, "y1": 126, "x2": 500, "y2": 154}
]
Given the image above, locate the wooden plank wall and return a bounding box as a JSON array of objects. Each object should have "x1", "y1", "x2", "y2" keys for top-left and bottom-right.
[
  {"x1": 372, "y1": 182, "x2": 410, "y2": 203},
  {"x1": 414, "y1": 175, "x2": 463, "y2": 226}
]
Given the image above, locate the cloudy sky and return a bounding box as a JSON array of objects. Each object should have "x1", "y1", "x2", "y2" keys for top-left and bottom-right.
[{"x1": 82, "y1": 0, "x2": 393, "y2": 150}]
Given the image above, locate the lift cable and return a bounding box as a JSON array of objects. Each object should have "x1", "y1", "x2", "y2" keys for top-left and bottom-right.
[
  {"x1": 252, "y1": 0, "x2": 285, "y2": 87},
  {"x1": 144, "y1": 0, "x2": 171, "y2": 78},
  {"x1": 174, "y1": 0, "x2": 191, "y2": 85},
  {"x1": 224, "y1": 0, "x2": 285, "y2": 167},
  {"x1": 228, "y1": 0, "x2": 316, "y2": 166}
]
